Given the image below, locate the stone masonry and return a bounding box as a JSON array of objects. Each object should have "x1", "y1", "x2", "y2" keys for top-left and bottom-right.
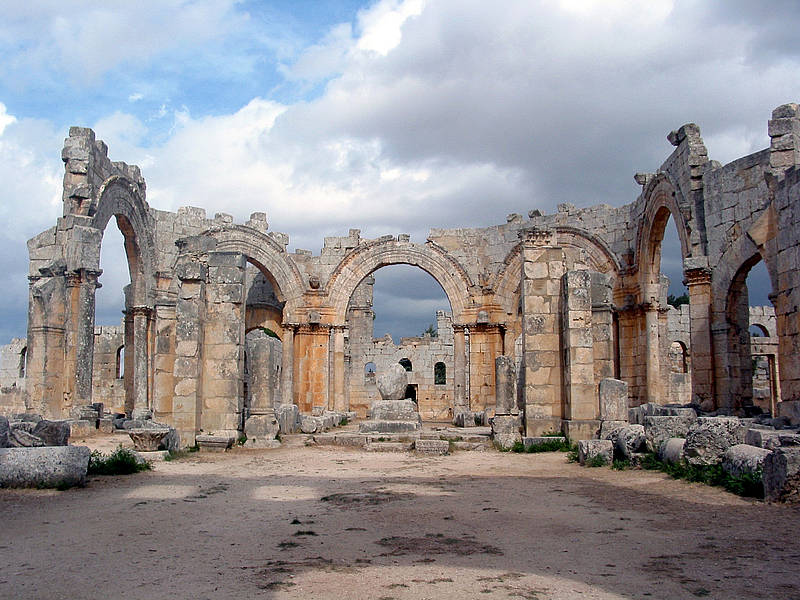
[{"x1": 6, "y1": 104, "x2": 800, "y2": 446}]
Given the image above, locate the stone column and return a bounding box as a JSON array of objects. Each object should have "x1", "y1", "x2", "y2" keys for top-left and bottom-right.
[
  {"x1": 561, "y1": 270, "x2": 598, "y2": 440},
  {"x1": 520, "y1": 229, "x2": 565, "y2": 436},
  {"x1": 468, "y1": 324, "x2": 503, "y2": 414},
  {"x1": 130, "y1": 306, "x2": 152, "y2": 420},
  {"x1": 494, "y1": 356, "x2": 515, "y2": 415},
  {"x1": 26, "y1": 274, "x2": 67, "y2": 417},
  {"x1": 643, "y1": 283, "x2": 661, "y2": 405},
  {"x1": 152, "y1": 303, "x2": 177, "y2": 418},
  {"x1": 684, "y1": 261, "x2": 714, "y2": 408},
  {"x1": 590, "y1": 272, "x2": 615, "y2": 384},
  {"x1": 65, "y1": 269, "x2": 100, "y2": 408},
  {"x1": 280, "y1": 324, "x2": 295, "y2": 406},
  {"x1": 453, "y1": 324, "x2": 467, "y2": 412},
  {"x1": 331, "y1": 326, "x2": 346, "y2": 412}
]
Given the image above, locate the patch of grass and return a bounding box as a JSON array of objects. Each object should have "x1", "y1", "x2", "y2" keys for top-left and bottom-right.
[
  {"x1": 88, "y1": 446, "x2": 151, "y2": 476},
  {"x1": 339, "y1": 417, "x2": 349, "y2": 426},
  {"x1": 612, "y1": 459, "x2": 630, "y2": 471},
  {"x1": 236, "y1": 433, "x2": 247, "y2": 446},
  {"x1": 637, "y1": 452, "x2": 763, "y2": 498},
  {"x1": 586, "y1": 455, "x2": 608, "y2": 468},
  {"x1": 566, "y1": 446, "x2": 579, "y2": 463}
]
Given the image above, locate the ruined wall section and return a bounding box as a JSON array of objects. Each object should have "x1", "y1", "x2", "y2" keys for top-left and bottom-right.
[
  {"x1": 92, "y1": 325, "x2": 125, "y2": 415},
  {"x1": 0, "y1": 338, "x2": 28, "y2": 414}
]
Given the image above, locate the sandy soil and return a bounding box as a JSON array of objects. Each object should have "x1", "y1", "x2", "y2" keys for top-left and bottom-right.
[{"x1": 2, "y1": 435, "x2": 800, "y2": 600}]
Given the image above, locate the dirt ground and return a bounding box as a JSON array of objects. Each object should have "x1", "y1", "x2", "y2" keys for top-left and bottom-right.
[{"x1": 2, "y1": 434, "x2": 800, "y2": 600}]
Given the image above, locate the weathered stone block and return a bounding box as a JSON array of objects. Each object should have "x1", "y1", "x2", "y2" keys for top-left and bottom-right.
[
  {"x1": 578, "y1": 440, "x2": 612, "y2": 466},
  {"x1": 763, "y1": 447, "x2": 800, "y2": 502},
  {"x1": 722, "y1": 444, "x2": 771, "y2": 478},
  {"x1": 643, "y1": 415, "x2": 696, "y2": 452},
  {"x1": 658, "y1": 438, "x2": 686, "y2": 464},
  {"x1": 68, "y1": 420, "x2": 94, "y2": 440},
  {"x1": 195, "y1": 434, "x2": 234, "y2": 452},
  {"x1": 275, "y1": 405, "x2": 300, "y2": 434},
  {"x1": 359, "y1": 420, "x2": 421, "y2": 434},
  {"x1": 376, "y1": 363, "x2": 407, "y2": 401},
  {"x1": 0, "y1": 446, "x2": 90, "y2": 488},
  {"x1": 415, "y1": 439, "x2": 449, "y2": 455},
  {"x1": 370, "y1": 399, "x2": 420, "y2": 422},
  {"x1": 684, "y1": 417, "x2": 747, "y2": 466},
  {"x1": 599, "y1": 378, "x2": 628, "y2": 421},
  {"x1": 491, "y1": 414, "x2": 522, "y2": 449},
  {"x1": 614, "y1": 425, "x2": 646, "y2": 461},
  {"x1": 31, "y1": 420, "x2": 70, "y2": 446},
  {"x1": 244, "y1": 415, "x2": 280, "y2": 446}
]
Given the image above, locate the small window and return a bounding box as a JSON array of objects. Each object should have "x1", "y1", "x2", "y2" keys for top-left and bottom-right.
[
  {"x1": 116, "y1": 346, "x2": 125, "y2": 379},
  {"x1": 669, "y1": 341, "x2": 688, "y2": 374},
  {"x1": 19, "y1": 347, "x2": 27, "y2": 378},
  {"x1": 365, "y1": 362, "x2": 376, "y2": 384},
  {"x1": 434, "y1": 361, "x2": 446, "y2": 385},
  {"x1": 399, "y1": 358, "x2": 412, "y2": 372}
]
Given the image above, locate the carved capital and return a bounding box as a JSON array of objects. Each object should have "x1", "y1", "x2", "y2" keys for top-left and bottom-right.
[
  {"x1": 684, "y1": 267, "x2": 712, "y2": 287},
  {"x1": 519, "y1": 227, "x2": 556, "y2": 247}
]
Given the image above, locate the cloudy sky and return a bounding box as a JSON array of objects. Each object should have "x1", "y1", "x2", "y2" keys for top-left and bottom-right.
[{"x1": 0, "y1": 0, "x2": 796, "y2": 342}]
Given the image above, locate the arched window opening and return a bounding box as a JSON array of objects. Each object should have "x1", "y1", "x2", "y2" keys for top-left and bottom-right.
[
  {"x1": 116, "y1": 346, "x2": 125, "y2": 379},
  {"x1": 659, "y1": 214, "x2": 688, "y2": 307},
  {"x1": 18, "y1": 347, "x2": 27, "y2": 378},
  {"x1": 749, "y1": 324, "x2": 769, "y2": 337},
  {"x1": 434, "y1": 361, "x2": 446, "y2": 385},
  {"x1": 669, "y1": 341, "x2": 688, "y2": 374},
  {"x1": 399, "y1": 358, "x2": 412, "y2": 372},
  {"x1": 365, "y1": 362, "x2": 376, "y2": 384}
]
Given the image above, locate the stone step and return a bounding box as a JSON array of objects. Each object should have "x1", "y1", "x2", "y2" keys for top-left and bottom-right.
[
  {"x1": 364, "y1": 442, "x2": 413, "y2": 452},
  {"x1": 450, "y1": 441, "x2": 491, "y2": 452}
]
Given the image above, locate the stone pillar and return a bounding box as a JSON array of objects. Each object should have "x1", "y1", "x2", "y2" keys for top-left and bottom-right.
[
  {"x1": 561, "y1": 270, "x2": 598, "y2": 440},
  {"x1": 643, "y1": 283, "x2": 661, "y2": 404},
  {"x1": 280, "y1": 324, "x2": 295, "y2": 406},
  {"x1": 684, "y1": 261, "x2": 714, "y2": 407},
  {"x1": 293, "y1": 325, "x2": 330, "y2": 413},
  {"x1": 453, "y1": 325, "x2": 467, "y2": 412},
  {"x1": 331, "y1": 326, "x2": 346, "y2": 412},
  {"x1": 64, "y1": 269, "x2": 100, "y2": 409},
  {"x1": 201, "y1": 252, "x2": 246, "y2": 434},
  {"x1": 245, "y1": 329, "x2": 280, "y2": 415},
  {"x1": 520, "y1": 229, "x2": 565, "y2": 436},
  {"x1": 494, "y1": 356, "x2": 515, "y2": 415},
  {"x1": 590, "y1": 272, "x2": 615, "y2": 384},
  {"x1": 152, "y1": 303, "x2": 176, "y2": 418},
  {"x1": 468, "y1": 324, "x2": 502, "y2": 414},
  {"x1": 130, "y1": 306, "x2": 152, "y2": 420},
  {"x1": 172, "y1": 259, "x2": 207, "y2": 445}
]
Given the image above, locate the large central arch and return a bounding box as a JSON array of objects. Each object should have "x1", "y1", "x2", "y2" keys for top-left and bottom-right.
[{"x1": 326, "y1": 238, "x2": 475, "y2": 325}]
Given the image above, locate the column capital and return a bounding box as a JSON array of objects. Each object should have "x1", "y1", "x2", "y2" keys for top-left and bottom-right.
[{"x1": 684, "y1": 266, "x2": 712, "y2": 287}]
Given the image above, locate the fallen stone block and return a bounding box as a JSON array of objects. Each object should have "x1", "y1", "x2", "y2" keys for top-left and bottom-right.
[
  {"x1": 684, "y1": 417, "x2": 747, "y2": 466},
  {"x1": 0, "y1": 446, "x2": 90, "y2": 488},
  {"x1": 68, "y1": 420, "x2": 95, "y2": 440},
  {"x1": 10, "y1": 421, "x2": 36, "y2": 433},
  {"x1": 745, "y1": 428, "x2": 783, "y2": 450},
  {"x1": 195, "y1": 434, "x2": 235, "y2": 452},
  {"x1": 658, "y1": 438, "x2": 686, "y2": 464},
  {"x1": 97, "y1": 418, "x2": 114, "y2": 434},
  {"x1": 614, "y1": 425, "x2": 645, "y2": 461},
  {"x1": 0, "y1": 416, "x2": 9, "y2": 448},
  {"x1": 723, "y1": 444, "x2": 771, "y2": 478},
  {"x1": 415, "y1": 439, "x2": 449, "y2": 455},
  {"x1": 32, "y1": 420, "x2": 70, "y2": 446},
  {"x1": 599, "y1": 420, "x2": 626, "y2": 443},
  {"x1": 599, "y1": 378, "x2": 629, "y2": 421},
  {"x1": 491, "y1": 414, "x2": 522, "y2": 450},
  {"x1": 578, "y1": 440, "x2": 613, "y2": 466},
  {"x1": 8, "y1": 428, "x2": 45, "y2": 448},
  {"x1": 643, "y1": 415, "x2": 696, "y2": 452},
  {"x1": 763, "y1": 447, "x2": 800, "y2": 502},
  {"x1": 244, "y1": 414, "x2": 280, "y2": 446},
  {"x1": 300, "y1": 415, "x2": 320, "y2": 434},
  {"x1": 333, "y1": 434, "x2": 367, "y2": 447},
  {"x1": 274, "y1": 405, "x2": 300, "y2": 434},
  {"x1": 128, "y1": 428, "x2": 171, "y2": 452},
  {"x1": 364, "y1": 441, "x2": 412, "y2": 452},
  {"x1": 12, "y1": 413, "x2": 42, "y2": 423}
]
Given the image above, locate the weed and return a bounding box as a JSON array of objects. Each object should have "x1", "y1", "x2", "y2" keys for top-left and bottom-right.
[
  {"x1": 339, "y1": 417, "x2": 349, "y2": 426},
  {"x1": 586, "y1": 455, "x2": 608, "y2": 468},
  {"x1": 566, "y1": 446, "x2": 579, "y2": 463},
  {"x1": 236, "y1": 433, "x2": 247, "y2": 446},
  {"x1": 611, "y1": 459, "x2": 630, "y2": 471},
  {"x1": 637, "y1": 452, "x2": 763, "y2": 498},
  {"x1": 164, "y1": 445, "x2": 198, "y2": 461},
  {"x1": 88, "y1": 446, "x2": 151, "y2": 476}
]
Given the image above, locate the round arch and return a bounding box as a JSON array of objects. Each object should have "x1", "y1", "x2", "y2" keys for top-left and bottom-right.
[
  {"x1": 635, "y1": 175, "x2": 692, "y2": 290},
  {"x1": 206, "y1": 225, "x2": 306, "y2": 320},
  {"x1": 92, "y1": 175, "x2": 156, "y2": 307},
  {"x1": 326, "y1": 239, "x2": 474, "y2": 325}
]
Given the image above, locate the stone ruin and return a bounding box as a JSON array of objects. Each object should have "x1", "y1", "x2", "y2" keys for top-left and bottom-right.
[{"x1": 1, "y1": 102, "x2": 800, "y2": 479}]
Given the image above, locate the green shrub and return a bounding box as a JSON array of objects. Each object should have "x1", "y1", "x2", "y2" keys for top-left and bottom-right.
[
  {"x1": 612, "y1": 459, "x2": 630, "y2": 471},
  {"x1": 638, "y1": 452, "x2": 763, "y2": 498},
  {"x1": 88, "y1": 446, "x2": 151, "y2": 476},
  {"x1": 586, "y1": 455, "x2": 608, "y2": 467}
]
